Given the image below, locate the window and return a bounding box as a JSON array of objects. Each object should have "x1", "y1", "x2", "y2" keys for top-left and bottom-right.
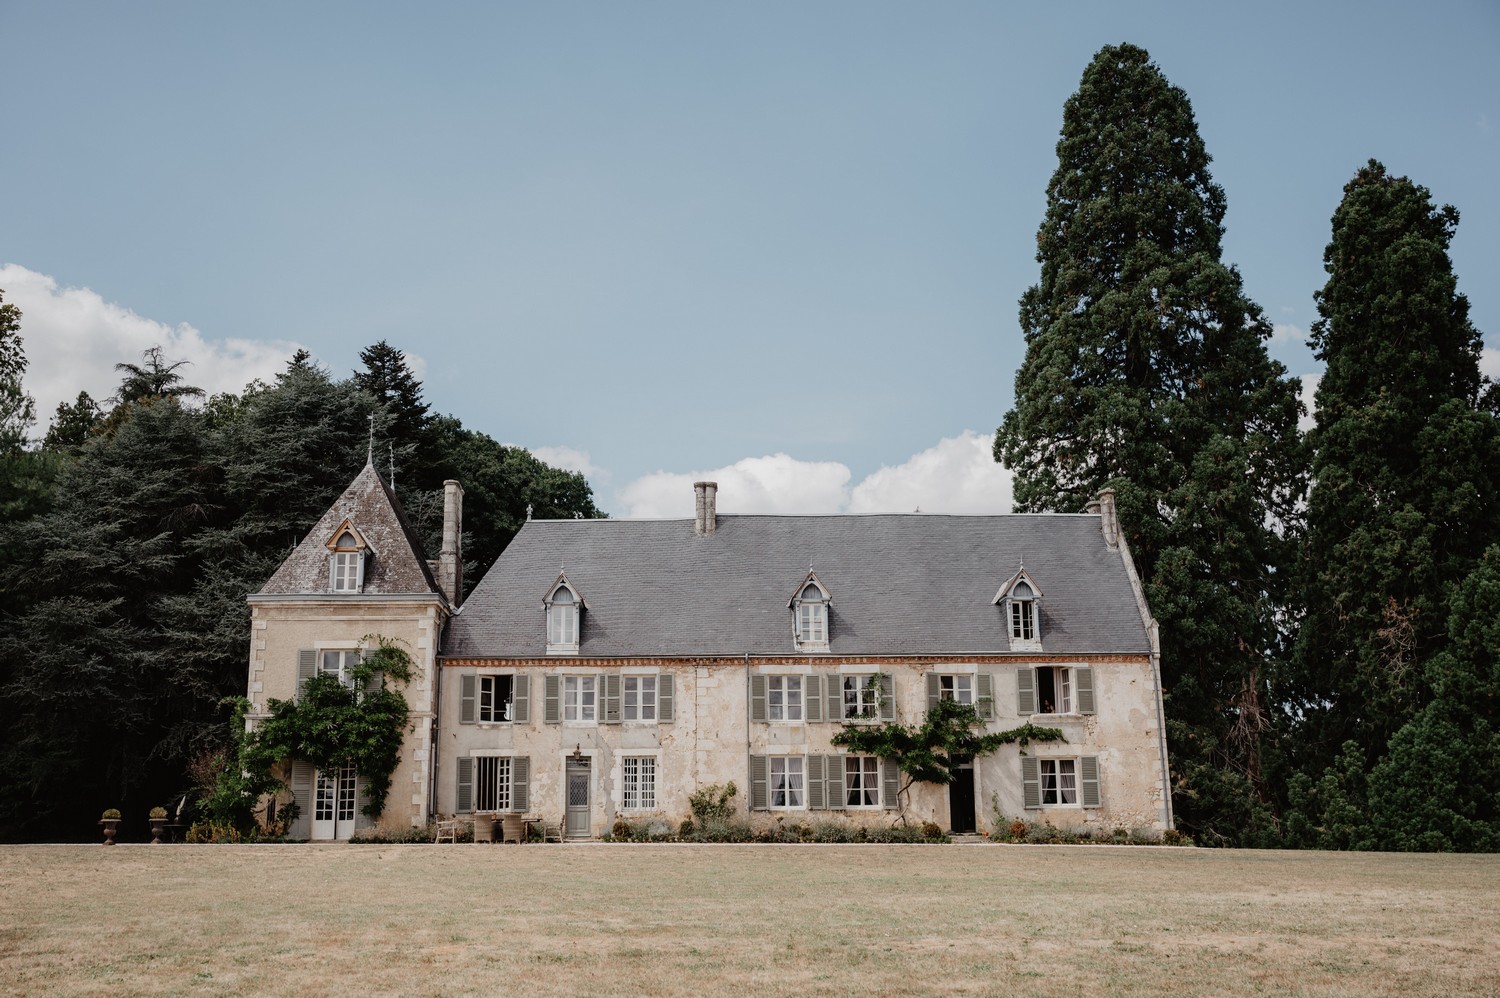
[
  {"x1": 621, "y1": 757, "x2": 656, "y2": 810},
  {"x1": 1009, "y1": 580, "x2": 1036, "y2": 641},
  {"x1": 939, "y1": 675, "x2": 973, "y2": 704},
  {"x1": 843, "y1": 675, "x2": 879, "y2": 720},
  {"x1": 475, "y1": 756, "x2": 513, "y2": 811},
  {"x1": 479, "y1": 675, "x2": 515, "y2": 722},
  {"x1": 563, "y1": 676, "x2": 596, "y2": 721},
  {"x1": 1039, "y1": 759, "x2": 1077, "y2": 805},
  {"x1": 547, "y1": 585, "x2": 579, "y2": 652},
  {"x1": 327, "y1": 525, "x2": 366, "y2": 594},
  {"x1": 844, "y1": 756, "x2": 880, "y2": 807},
  {"x1": 320, "y1": 650, "x2": 361, "y2": 686},
  {"x1": 770, "y1": 756, "x2": 805, "y2": 808},
  {"x1": 1017, "y1": 666, "x2": 1094, "y2": 716},
  {"x1": 623, "y1": 676, "x2": 656, "y2": 721},
  {"x1": 768, "y1": 676, "x2": 803, "y2": 721},
  {"x1": 1021, "y1": 755, "x2": 1100, "y2": 809},
  {"x1": 790, "y1": 577, "x2": 830, "y2": 651},
  {"x1": 1037, "y1": 666, "x2": 1071, "y2": 714}
]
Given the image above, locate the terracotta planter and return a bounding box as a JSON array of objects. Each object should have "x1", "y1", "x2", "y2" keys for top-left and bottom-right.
[{"x1": 99, "y1": 818, "x2": 120, "y2": 846}]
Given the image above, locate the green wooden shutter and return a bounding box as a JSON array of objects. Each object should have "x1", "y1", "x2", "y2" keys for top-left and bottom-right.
[
  {"x1": 749, "y1": 674, "x2": 767, "y2": 722},
  {"x1": 1016, "y1": 667, "x2": 1036, "y2": 715},
  {"x1": 290, "y1": 760, "x2": 313, "y2": 835},
  {"x1": 543, "y1": 674, "x2": 561, "y2": 723},
  {"x1": 805, "y1": 675, "x2": 823, "y2": 722},
  {"x1": 460, "y1": 674, "x2": 476, "y2": 723},
  {"x1": 1076, "y1": 667, "x2": 1095, "y2": 715},
  {"x1": 882, "y1": 759, "x2": 900, "y2": 811},
  {"x1": 657, "y1": 674, "x2": 674, "y2": 722},
  {"x1": 748, "y1": 755, "x2": 768, "y2": 811},
  {"x1": 925, "y1": 672, "x2": 940, "y2": 713},
  {"x1": 825, "y1": 755, "x2": 845, "y2": 808},
  {"x1": 512, "y1": 756, "x2": 530, "y2": 813},
  {"x1": 806, "y1": 755, "x2": 826, "y2": 810},
  {"x1": 512, "y1": 674, "x2": 530, "y2": 723},
  {"x1": 604, "y1": 672, "x2": 621, "y2": 723},
  {"x1": 353, "y1": 774, "x2": 375, "y2": 829},
  {"x1": 878, "y1": 673, "x2": 895, "y2": 720},
  {"x1": 828, "y1": 677, "x2": 842, "y2": 722},
  {"x1": 296, "y1": 650, "x2": 317, "y2": 703},
  {"x1": 976, "y1": 673, "x2": 994, "y2": 720},
  {"x1": 456, "y1": 757, "x2": 474, "y2": 813},
  {"x1": 1021, "y1": 756, "x2": 1040, "y2": 810},
  {"x1": 1079, "y1": 756, "x2": 1100, "y2": 807}
]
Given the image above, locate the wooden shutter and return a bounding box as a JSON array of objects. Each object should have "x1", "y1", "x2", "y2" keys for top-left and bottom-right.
[
  {"x1": 1016, "y1": 667, "x2": 1036, "y2": 715},
  {"x1": 296, "y1": 650, "x2": 317, "y2": 703},
  {"x1": 290, "y1": 760, "x2": 313, "y2": 835},
  {"x1": 805, "y1": 675, "x2": 822, "y2": 722},
  {"x1": 455, "y1": 757, "x2": 474, "y2": 813},
  {"x1": 1079, "y1": 756, "x2": 1100, "y2": 807},
  {"x1": 748, "y1": 755, "x2": 768, "y2": 811},
  {"x1": 749, "y1": 674, "x2": 767, "y2": 722},
  {"x1": 604, "y1": 672, "x2": 621, "y2": 723},
  {"x1": 353, "y1": 774, "x2": 375, "y2": 829},
  {"x1": 805, "y1": 755, "x2": 826, "y2": 810},
  {"x1": 926, "y1": 672, "x2": 941, "y2": 713},
  {"x1": 825, "y1": 755, "x2": 845, "y2": 808},
  {"x1": 512, "y1": 756, "x2": 531, "y2": 813},
  {"x1": 512, "y1": 674, "x2": 530, "y2": 723},
  {"x1": 1076, "y1": 667, "x2": 1096, "y2": 715},
  {"x1": 828, "y1": 677, "x2": 842, "y2": 723},
  {"x1": 1021, "y1": 756, "x2": 1040, "y2": 810},
  {"x1": 543, "y1": 674, "x2": 561, "y2": 723},
  {"x1": 882, "y1": 759, "x2": 900, "y2": 811},
  {"x1": 658, "y1": 674, "x2": 674, "y2": 722},
  {"x1": 976, "y1": 673, "x2": 994, "y2": 720},
  {"x1": 460, "y1": 674, "x2": 476, "y2": 723},
  {"x1": 878, "y1": 673, "x2": 895, "y2": 720}
]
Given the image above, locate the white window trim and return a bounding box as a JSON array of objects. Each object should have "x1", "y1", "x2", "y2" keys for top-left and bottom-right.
[
  {"x1": 622, "y1": 674, "x2": 658, "y2": 723},
  {"x1": 839, "y1": 673, "x2": 880, "y2": 722},
  {"x1": 545, "y1": 582, "x2": 581, "y2": 655},
  {"x1": 843, "y1": 755, "x2": 882, "y2": 809},
  {"x1": 767, "y1": 674, "x2": 805, "y2": 723},
  {"x1": 477, "y1": 673, "x2": 516, "y2": 724},
  {"x1": 1039, "y1": 758, "x2": 1079, "y2": 807},
  {"x1": 938, "y1": 674, "x2": 975, "y2": 705},
  {"x1": 562, "y1": 674, "x2": 597, "y2": 723},
  {"x1": 619, "y1": 755, "x2": 659, "y2": 812},
  {"x1": 768, "y1": 756, "x2": 806, "y2": 810}
]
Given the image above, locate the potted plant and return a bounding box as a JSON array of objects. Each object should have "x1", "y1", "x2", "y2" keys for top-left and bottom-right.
[
  {"x1": 99, "y1": 808, "x2": 122, "y2": 846},
  {"x1": 149, "y1": 806, "x2": 168, "y2": 845}
]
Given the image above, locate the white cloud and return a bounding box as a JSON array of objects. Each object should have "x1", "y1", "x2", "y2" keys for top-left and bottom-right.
[
  {"x1": 1, "y1": 263, "x2": 302, "y2": 427},
  {"x1": 531, "y1": 445, "x2": 601, "y2": 479},
  {"x1": 1298, "y1": 372, "x2": 1320, "y2": 433},
  {"x1": 616, "y1": 431, "x2": 1012, "y2": 518},
  {"x1": 1271, "y1": 323, "x2": 1305, "y2": 345},
  {"x1": 1480, "y1": 345, "x2": 1500, "y2": 381}
]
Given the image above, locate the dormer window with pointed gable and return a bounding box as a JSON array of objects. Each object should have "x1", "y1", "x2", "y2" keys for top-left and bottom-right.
[
  {"x1": 325, "y1": 520, "x2": 369, "y2": 594},
  {"x1": 993, "y1": 568, "x2": 1043, "y2": 651},
  {"x1": 545, "y1": 577, "x2": 583, "y2": 654},
  {"x1": 789, "y1": 574, "x2": 831, "y2": 652}
]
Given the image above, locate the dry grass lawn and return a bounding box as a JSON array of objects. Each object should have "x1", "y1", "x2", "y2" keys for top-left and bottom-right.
[{"x1": 2, "y1": 843, "x2": 1497, "y2": 997}]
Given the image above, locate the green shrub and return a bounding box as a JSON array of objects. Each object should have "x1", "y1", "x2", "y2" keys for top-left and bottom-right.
[
  {"x1": 688, "y1": 783, "x2": 738, "y2": 823},
  {"x1": 349, "y1": 824, "x2": 435, "y2": 844}
]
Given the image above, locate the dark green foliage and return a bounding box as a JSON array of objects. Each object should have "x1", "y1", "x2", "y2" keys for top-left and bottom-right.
[
  {"x1": 993, "y1": 44, "x2": 1302, "y2": 844},
  {"x1": 42, "y1": 392, "x2": 103, "y2": 454},
  {"x1": 0, "y1": 290, "x2": 35, "y2": 455},
  {"x1": 195, "y1": 697, "x2": 284, "y2": 831},
  {"x1": 113, "y1": 346, "x2": 205, "y2": 405},
  {"x1": 1290, "y1": 162, "x2": 1500, "y2": 778}
]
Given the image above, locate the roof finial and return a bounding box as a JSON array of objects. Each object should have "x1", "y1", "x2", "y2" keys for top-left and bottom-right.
[
  {"x1": 526, "y1": 503, "x2": 533, "y2": 521},
  {"x1": 366, "y1": 415, "x2": 375, "y2": 466},
  {"x1": 1019, "y1": 549, "x2": 1025, "y2": 569}
]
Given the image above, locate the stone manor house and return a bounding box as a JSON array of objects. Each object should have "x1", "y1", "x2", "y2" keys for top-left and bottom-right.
[{"x1": 245, "y1": 464, "x2": 1172, "y2": 840}]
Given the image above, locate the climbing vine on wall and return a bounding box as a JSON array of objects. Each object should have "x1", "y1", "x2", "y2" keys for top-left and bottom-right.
[{"x1": 249, "y1": 635, "x2": 418, "y2": 819}]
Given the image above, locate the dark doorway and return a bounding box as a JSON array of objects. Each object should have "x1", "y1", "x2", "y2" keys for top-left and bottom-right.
[{"x1": 949, "y1": 764, "x2": 976, "y2": 833}]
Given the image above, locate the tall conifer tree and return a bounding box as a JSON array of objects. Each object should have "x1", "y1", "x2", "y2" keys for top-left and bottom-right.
[
  {"x1": 995, "y1": 43, "x2": 1302, "y2": 843},
  {"x1": 1291, "y1": 162, "x2": 1499, "y2": 780}
]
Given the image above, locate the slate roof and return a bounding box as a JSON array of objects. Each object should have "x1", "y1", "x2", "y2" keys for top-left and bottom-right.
[
  {"x1": 257, "y1": 461, "x2": 441, "y2": 597},
  {"x1": 444, "y1": 513, "x2": 1150, "y2": 658}
]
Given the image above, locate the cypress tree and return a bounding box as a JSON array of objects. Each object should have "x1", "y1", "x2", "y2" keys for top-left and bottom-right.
[
  {"x1": 994, "y1": 43, "x2": 1302, "y2": 843},
  {"x1": 1290, "y1": 161, "x2": 1499, "y2": 782}
]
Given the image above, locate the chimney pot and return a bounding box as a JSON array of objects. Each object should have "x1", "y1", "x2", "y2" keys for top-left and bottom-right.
[{"x1": 693, "y1": 481, "x2": 718, "y2": 536}]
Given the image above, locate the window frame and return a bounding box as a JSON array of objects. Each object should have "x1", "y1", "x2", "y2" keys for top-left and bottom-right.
[
  {"x1": 843, "y1": 755, "x2": 881, "y2": 808},
  {"x1": 620, "y1": 756, "x2": 657, "y2": 811},
  {"x1": 939, "y1": 674, "x2": 973, "y2": 705},
  {"x1": 478, "y1": 674, "x2": 516, "y2": 723},
  {"x1": 790, "y1": 577, "x2": 831, "y2": 652},
  {"x1": 623, "y1": 675, "x2": 657, "y2": 722},
  {"x1": 546, "y1": 585, "x2": 580, "y2": 654},
  {"x1": 1038, "y1": 758, "x2": 1078, "y2": 806},
  {"x1": 842, "y1": 674, "x2": 879, "y2": 721},
  {"x1": 562, "y1": 675, "x2": 597, "y2": 723},
  {"x1": 767, "y1": 675, "x2": 804, "y2": 722},
  {"x1": 769, "y1": 756, "x2": 806, "y2": 809},
  {"x1": 475, "y1": 756, "x2": 514, "y2": 812}
]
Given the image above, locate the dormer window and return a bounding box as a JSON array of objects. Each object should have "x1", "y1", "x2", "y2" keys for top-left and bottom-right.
[
  {"x1": 993, "y1": 568, "x2": 1043, "y2": 650},
  {"x1": 325, "y1": 521, "x2": 369, "y2": 594},
  {"x1": 544, "y1": 577, "x2": 583, "y2": 654},
  {"x1": 789, "y1": 574, "x2": 831, "y2": 652}
]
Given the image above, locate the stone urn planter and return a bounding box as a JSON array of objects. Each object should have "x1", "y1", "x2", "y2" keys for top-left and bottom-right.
[
  {"x1": 99, "y1": 809, "x2": 122, "y2": 846},
  {"x1": 149, "y1": 806, "x2": 169, "y2": 845}
]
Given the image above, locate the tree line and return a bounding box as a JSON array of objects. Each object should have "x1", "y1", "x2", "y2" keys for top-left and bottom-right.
[
  {"x1": 998, "y1": 43, "x2": 1499, "y2": 850},
  {"x1": 0, "y1": 337, "x2": 600, "y2": 840}
]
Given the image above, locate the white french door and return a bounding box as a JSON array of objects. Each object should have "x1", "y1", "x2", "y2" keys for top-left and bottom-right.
[{"x1": 311, "y1": 765, "x2": 358, "y2": 840}]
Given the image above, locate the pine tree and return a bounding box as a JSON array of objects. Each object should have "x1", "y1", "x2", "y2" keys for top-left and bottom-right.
[
  {"x1": 994, "y1": 43, "x2": 1303, "y2": 844},
  {"x1": 1291, "y1": 161, "x2": 1500, "y2": 782},
  {"x1": 0, "y1": 290, "x2": 36, "y2": 455}
]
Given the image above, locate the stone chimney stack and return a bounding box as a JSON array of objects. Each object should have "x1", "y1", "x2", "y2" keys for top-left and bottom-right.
[
  {"x1": 439, "y1": 479, "x2": 464, "y2": 605},
  {"x1": 1090, "y1": 487, "x2": 1120, "y2": 549},
  {"x1": 693, "y1": 481, "x2": 718, "y2": 536}
]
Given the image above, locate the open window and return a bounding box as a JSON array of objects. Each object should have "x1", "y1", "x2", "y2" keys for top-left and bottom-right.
[
  {"x1": 544, "y1": 575, "x2": 584, "y2": 654},
  {"x1": 324, "y1": 519, "x2": 370, "y2": 594},
  {"x1": 788, "y1": 572, "x2": 831, "y2": 652},
  {"x1": 992, "y1": 567, "x2": 1043, "y2": 650}
]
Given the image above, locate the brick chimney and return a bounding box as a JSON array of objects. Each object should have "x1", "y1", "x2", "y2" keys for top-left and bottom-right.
[
  {"x1": 693, "y1": 481, "x2": 718, "y2": 536},
  {"x1": 439, "y1": 479, "x2": 464, "y2": 605}
]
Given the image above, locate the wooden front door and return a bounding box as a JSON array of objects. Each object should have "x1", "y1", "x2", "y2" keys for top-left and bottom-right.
[
  {"x1": 565, "y1": 757, "x2": 591, "y2": 838},
  {"x1": 312, "y1": 765, "x2": 358, "y2": 841},
  {"x1": 949, "y1": 764, "x2": 976, "y2": 834}
]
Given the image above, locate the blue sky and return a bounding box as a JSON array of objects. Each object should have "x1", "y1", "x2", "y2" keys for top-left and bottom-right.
[{"x1": 4, "y1": 1, "x2": 1497, "y2": 516}]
